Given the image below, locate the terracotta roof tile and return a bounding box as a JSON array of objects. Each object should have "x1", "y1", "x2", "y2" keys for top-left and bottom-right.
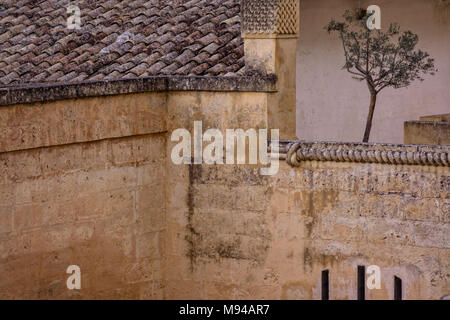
[
  {"x1": 201, "y1": 42, "x2": 220, "y2": 55},
  {"x1": 190, "y1": 62, "x2": 210, "y2": 75},
  {"x1": 174, "y1": 61, "x2": 198, "y2": 75},
  {"x1": 207, "y1": 63, "x2": 227, "y2": 75},
  {"x1": 147, "y1": 61, "x2": 167, "y2": 74},
  {"x1": 160, "y1": 62, "x2": 181, "y2": 75},
  {"x1": 191, "y1": 51, "x2": 210, "y2": 64},
  {"x1": 197, "y1": 33, "x2": 217, "y2": 46},
  {"x1": 175, "y1": 50, "x2": 195, "y2": 65},
  {"x1": 0, "y1": 0, "x2": 245, "y2": 88}
]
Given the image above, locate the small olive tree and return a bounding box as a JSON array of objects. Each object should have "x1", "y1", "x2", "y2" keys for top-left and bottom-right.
[{"x1": 326, "y1": 10, "x2": 437, "y2": 142}]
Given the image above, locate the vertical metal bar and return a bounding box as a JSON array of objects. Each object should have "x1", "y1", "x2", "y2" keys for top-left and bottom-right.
[
  {"x1": 357, "y1": 266, "x2": 365, "y2": 300},
  {"x1": 322, "y1": 270, "x2": 329, "y2": 300}
]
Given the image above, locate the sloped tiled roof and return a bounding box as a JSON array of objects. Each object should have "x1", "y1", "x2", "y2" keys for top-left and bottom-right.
[{"x1": 0, "y1": 0, "x2": 245, "y2": 88}]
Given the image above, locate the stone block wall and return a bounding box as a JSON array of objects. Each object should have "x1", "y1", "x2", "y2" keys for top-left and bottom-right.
[
  {"x1": 163, "y1": 90, "x2": 270, "y2": 299},
  {"x1": 171, "y1": 159, "x2": 449, "y2": 300},
  {"x1": 0, "y1": 92, "x2": 167, "y2": 299},
  {"x1": 0, "y1": 93, "x2": 167, "y2": 153},
  {"x1": 0, "y1": 84, "x2": 272, "y2": 299},
  {"x1": 404, "y1": 120, "x2": 450, "y2": 146},
  {"x1": 0, "y1": 81, "x2": 448, "y2": 300}
]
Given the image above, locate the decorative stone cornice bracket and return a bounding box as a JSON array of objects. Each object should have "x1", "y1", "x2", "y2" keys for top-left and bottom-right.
[
  {"x1": 241, "y1": 0, "x2": 299, "y2": 38},
  {"x1": 278, "y1": 140, "x2": 450, "y2": 167}
]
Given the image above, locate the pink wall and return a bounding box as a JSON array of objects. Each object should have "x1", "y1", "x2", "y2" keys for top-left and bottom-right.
[{"x1": 296, "y1": 0, "x2": 450, "y2": 143}]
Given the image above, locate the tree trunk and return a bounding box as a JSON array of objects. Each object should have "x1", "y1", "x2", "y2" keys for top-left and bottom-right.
[{"x1": 363, "y1": 92, "x2": 377, "y2": 143}]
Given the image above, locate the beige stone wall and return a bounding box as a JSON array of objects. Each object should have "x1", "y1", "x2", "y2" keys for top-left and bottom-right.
[
  {"x1": 244, "y1": 37, "x2": 298, "y2": 138},
  {"x1": 0, "y1": 93, "x2": 167, "y2": 153},
  {"x1": 0, "y1": 89, "x2": 271, "y2": 299},
  {"x1": 0, "y1": 86, "x2": 448, "y2": 300},
  {"x1": 405, "y1": 117, "x2": 450, "y2": 146},
  {"x1": 164, "y1": 91, "x2": 270, "y2": 298},
  {"x1": 175, "y1": 160, "x2": 449, "y2": 300},
  {"x1": 0, "y1": 93, "x2": 167, "y2": 299},
  {"x1": 404, "y1": 121, "x2": 450, "y2": 146},
  {"x1": 0, "y1": 134, "x2": 167, "y2": 299}
]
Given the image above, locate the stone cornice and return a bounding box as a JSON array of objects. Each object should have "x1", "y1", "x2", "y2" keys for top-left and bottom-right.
[
  {"x1": 277, "y1": 140, "x2": 450, "y2": 167},
  {"x1": 0, "y1": 75, "x2": 277, "y2": 106}
]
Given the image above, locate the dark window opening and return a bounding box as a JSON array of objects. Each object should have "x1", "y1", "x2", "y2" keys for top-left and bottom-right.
[
  {"x1": 357, "y1": 265, "x2": 365, "y2": 300},
  {"x1": 394, "y1": 276, "x2": 402, "y2": 300},
  {"x1": 322, "y1": 270, "x2": 329, "y2": 300}
]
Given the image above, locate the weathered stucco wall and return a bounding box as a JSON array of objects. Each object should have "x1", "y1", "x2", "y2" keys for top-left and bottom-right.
[
  {"x1": 174, "y1": 159, "x2": 449, "y2": 300},
  {"x1": 296, "y1": 0, "x2": 450, "y2": 143},
  {"x1": 0, "y1": 92, "x2": 167, "y2": 153},
  {"x1": 0, "y1": 81, "x2": 448, "y2": 299},
  {"x1": 0, "y1": 92, "x2": 167, "y2": 299},
  {"x1": 164, "y1": 90, "x2": 270, "y2": 298},
  {"x1": 405, "y1": 113, "x2": 450, "y2": 146},
  {"x1": 0, "y1": 85, "x2": 272, "y2": 299}
]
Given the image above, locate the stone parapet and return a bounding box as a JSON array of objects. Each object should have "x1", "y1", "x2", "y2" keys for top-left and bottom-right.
[
  {"x1": 404, "y1": 120, "x2": 450, "y2": 146},
  {"x1": 276, "y1": 140, "x2": 450, "y2": 167}
]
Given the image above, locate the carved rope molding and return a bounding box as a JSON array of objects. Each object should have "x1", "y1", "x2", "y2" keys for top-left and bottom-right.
[
  {"x1": 280, "y1": 141, "x2": 450, "y2": 167},
  {"x1": 241, "y1": 0, "x2": 299, "y2": 35}
]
